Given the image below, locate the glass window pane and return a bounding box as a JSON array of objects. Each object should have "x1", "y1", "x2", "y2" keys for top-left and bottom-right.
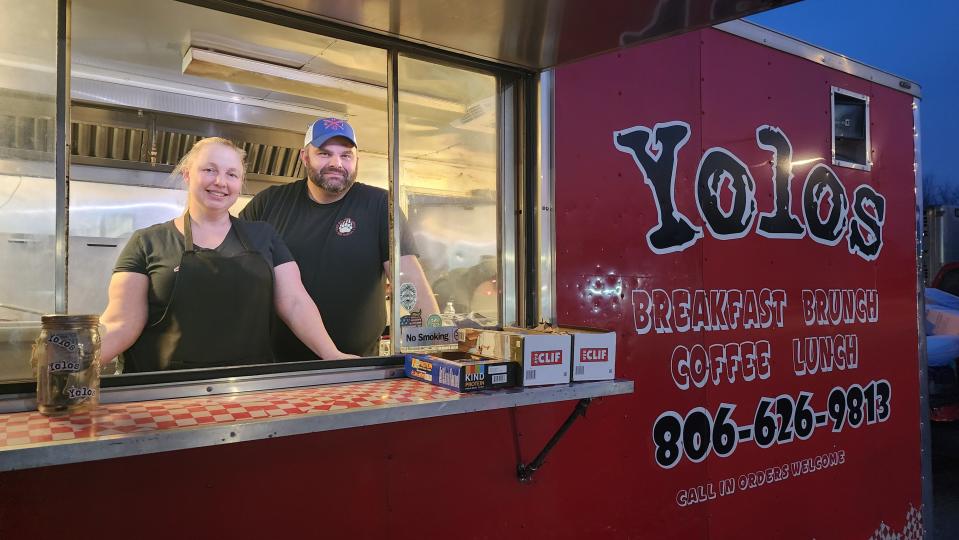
[
  {"x1": 67, "y1": 0, "x2": 390, "y2": 372},
  {"x1": 0, "y1": 0, "x2": 58, "y2": 382},
  {"x1": 395, "y1": 56, "x2": 499, "y2": 350},
  {"x1": 832, "y1": 89, "x2": 869, "y2": 167}
]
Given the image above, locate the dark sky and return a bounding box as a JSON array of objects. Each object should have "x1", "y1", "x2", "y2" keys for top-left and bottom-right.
[{"x1": 748, "y1": 0, "x2": 958, "y2": 193}]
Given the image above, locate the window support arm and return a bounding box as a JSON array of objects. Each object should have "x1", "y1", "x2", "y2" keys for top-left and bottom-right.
[{"x1": 516, "y1": 397, "x2": 591, "y2": 483}]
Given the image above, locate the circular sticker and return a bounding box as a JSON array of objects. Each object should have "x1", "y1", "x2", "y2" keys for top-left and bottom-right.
[
  {"x1": 426, "y1": 314, "x2": 443, "y2": 327},
  {"x1": 398, "y1": 282, "x2": 417, "y2": 311}
]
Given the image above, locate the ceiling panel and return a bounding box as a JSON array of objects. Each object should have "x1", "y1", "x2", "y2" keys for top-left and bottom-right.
[{"x1": 257, "y1": 0, "x2": 799, "y2": 69}]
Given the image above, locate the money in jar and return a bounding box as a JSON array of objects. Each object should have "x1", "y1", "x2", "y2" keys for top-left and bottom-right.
[{"x1": 31, "y1": 315, "x2": 102, "y2": 416}]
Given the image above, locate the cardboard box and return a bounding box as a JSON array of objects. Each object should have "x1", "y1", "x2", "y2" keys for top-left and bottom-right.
[
  {"x1": 514, "y1": 326, "x2": 616, "y2": 381},
  {"x1": 565, "y1": 327, "x2": 617, "y2": 381},
  {"x1": 457, "y1": 328, "x2": 571, "y2": 386},
  {"x1": 405, "y1": 353, "x2": 516, "y2": 392}
]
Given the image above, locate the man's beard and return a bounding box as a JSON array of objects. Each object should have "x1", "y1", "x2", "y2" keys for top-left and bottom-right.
[{"x1": 307, "y1": 164, "x2": 357, "y2": 194}]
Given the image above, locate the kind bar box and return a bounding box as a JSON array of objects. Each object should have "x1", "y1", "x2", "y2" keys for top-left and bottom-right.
[
  {"x1": 405, "y1": 353, "x2": 515, "y2": 393},
  {"x1": 526, "y1": 326, "x2": 616, "y2": 381},
  {"x1": 457, "y1": 328, "x2": 571, "y2": 386}
]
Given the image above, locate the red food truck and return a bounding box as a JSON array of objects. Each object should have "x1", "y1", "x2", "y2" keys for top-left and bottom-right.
[{"x1": 0, "y1": 1, "x2": 927, "y2": 539}]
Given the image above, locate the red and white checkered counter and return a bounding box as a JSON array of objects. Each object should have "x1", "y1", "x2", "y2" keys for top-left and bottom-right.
[{"x1": 0, "y1": 377, "x2": 633, "y2": 471}]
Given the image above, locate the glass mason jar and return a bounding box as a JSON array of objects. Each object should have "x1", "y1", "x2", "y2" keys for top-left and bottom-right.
[{"x1": 31, "y1": 315, "x2": 101, "y2": 416}]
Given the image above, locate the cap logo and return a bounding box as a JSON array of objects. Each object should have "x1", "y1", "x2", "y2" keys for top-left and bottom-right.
[{"x1": 323, "y1": 118, "x2": 345, "y2": 130}]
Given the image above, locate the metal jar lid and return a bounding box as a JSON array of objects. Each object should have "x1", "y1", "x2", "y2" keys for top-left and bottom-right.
[{"x1": 40, "y1": 314, "x2": 100, "y2": 328}]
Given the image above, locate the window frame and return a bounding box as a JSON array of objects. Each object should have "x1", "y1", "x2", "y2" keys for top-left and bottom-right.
[
  {"x1": 387, "y1": 51, "x2": 521, "y2": 354},
  {"x1": 831, "y1": 86, "x2": 871, "y2": 172}
]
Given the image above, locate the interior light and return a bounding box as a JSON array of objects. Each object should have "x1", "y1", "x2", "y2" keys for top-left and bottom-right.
[{"x1": 182, "y1": 48, "x2": 465, "y2": 114}]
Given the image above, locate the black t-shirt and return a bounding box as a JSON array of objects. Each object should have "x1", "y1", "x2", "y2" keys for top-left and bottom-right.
[
  {"x1": 240, "y1": 180, "x2": 417, "y2": 358},
  {"x1": 113, "y1": 219, "x2": 294, "y2": 326}
]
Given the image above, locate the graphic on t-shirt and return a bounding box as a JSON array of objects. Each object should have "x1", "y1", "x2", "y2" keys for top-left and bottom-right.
[{"x1": 336, "y1": 217, "x2": 356, "y2": 236}]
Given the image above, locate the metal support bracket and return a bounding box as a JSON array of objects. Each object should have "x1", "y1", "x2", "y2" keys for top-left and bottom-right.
[{"x1": 516, "y1": 397, "x2": 592, "y2": 483}]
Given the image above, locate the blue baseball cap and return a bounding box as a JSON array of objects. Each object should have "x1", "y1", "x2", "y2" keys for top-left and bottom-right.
[{"x1": 304, "y1": 117, "x2": 357, "y2": 148}]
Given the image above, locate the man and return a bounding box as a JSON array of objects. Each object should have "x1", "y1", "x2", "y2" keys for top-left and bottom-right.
[{"x1": 240, "y1": 117, "x2": 439, "y2": 358}]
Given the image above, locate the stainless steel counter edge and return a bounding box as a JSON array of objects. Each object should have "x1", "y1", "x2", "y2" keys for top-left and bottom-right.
[{"x1": 0, "y1": 379, "x2": 634, "y2": 472}]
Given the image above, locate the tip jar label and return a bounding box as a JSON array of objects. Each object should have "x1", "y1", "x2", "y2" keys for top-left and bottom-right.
[
  {"x1": 48, "y1": 360, "x2": 81, "y2": 373},
  {"x1": 48, "y1": 333, "x2": 79, "y2": 352},
  {"x1": 66, "y1": 386, "x2": 96, "y2": 400}
]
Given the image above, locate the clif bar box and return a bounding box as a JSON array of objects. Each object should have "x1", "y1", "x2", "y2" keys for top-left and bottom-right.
[
  {"x1": 522, "y1": 326, "x2": 616, "y2": 381},
  {"x1": 405, "y1": 353, "x2": 516, "y2": 393},
  {"x1": 457, "y1": 328, "x2": 571, "y2": 386}
]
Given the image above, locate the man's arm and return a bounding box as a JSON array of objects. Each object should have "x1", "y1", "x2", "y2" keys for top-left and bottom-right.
[{"x1": 384, "y1": 255, "x2": 440, "y2": 316}]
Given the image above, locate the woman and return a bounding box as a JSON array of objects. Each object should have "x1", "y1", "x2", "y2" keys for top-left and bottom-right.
[{"x1": 99, "y1": 137, "x2": 355, "y2": 372}]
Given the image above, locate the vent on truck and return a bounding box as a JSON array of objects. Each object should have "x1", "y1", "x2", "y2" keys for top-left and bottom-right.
[
  {"x1": 0, "y1": 92, "x2": 305, "y2": 186},
  {"x1": 69, "y1": 103, "x2": 306, "y2": 184},
  {"x1": 0, "y1": 90, "x2": 56, "y2": 162}
]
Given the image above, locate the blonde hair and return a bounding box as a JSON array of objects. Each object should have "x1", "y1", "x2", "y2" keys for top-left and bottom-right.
[{"x1": 172, "y1": 136, "x2": 248, "y2": 181}]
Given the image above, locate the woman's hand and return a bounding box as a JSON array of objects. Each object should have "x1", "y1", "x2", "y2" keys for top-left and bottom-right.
[{"x1": 326, "y1": 351, "x2": 361, "y2": 360}]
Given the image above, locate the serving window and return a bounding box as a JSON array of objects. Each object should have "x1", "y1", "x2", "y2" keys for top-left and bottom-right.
[{"x1": 0, "y1": 0, "x2": 526, "y2": 389}]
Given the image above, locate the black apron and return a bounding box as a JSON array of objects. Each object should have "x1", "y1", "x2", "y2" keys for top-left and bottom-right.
[{"x1": 124, "y1": 214, "x2": 275, "y2": 372}]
